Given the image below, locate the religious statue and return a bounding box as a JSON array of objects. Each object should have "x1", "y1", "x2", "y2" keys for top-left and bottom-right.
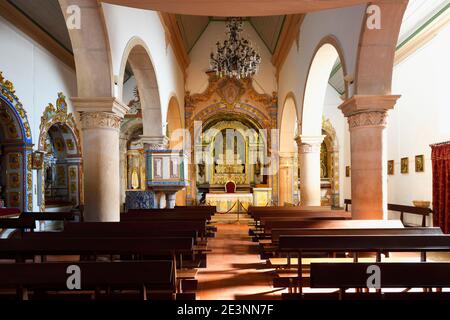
[
  {"x1": 198, "y1": 160, "x2": 205, "y2": 178},
  {"x1": 131, "y1": 168, "x2": 140, "y2": 189}
]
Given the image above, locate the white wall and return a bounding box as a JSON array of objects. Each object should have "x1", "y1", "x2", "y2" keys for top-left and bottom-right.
[
  {"x1": 102, "y1": 4, "x2": 185, "y2": 131},
  {"x1": 0, "y1": 16, "x2": 77, "y2": 211},
  {"x1": 278, "y1": 4, "x2": 366, "y2": 126},
  {"x1": 323, "y1": 24, "x2": 450, "y2": 221},
  {"x1": 186, "y1": 21, "x2": 277, "y2": 95},
  {"x1": 386, "y1": 24, "x2": 450, "y2": 224}
]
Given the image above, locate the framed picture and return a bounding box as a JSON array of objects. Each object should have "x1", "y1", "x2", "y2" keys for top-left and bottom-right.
[
  {"x1": 153, "y1": 157, "x2": 163, "y2": 179},
  {"x1": 387, "y1": 160, "x2": 394, "y2": 175},
  {"x1": 32, "y1": 151, "x2": 44, "y2": 169},
  {"x1": 415, "y1": 155, "x2": 424, "y2": 172},
  {"x1": 345, "y1": 166, "x2": 350, "y2": 177},
  {"x1": 401, "y1": 157, "x2": 409, "y2": 174}
]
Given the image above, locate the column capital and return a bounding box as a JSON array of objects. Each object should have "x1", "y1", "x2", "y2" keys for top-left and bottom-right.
[
  {"x1": 141, "y1": 135, "x2": 169, "y2": 150},
  {"x1": 72, "y1": 97, "x2": 129, "y2": 117},
  {"x1": 72, "y1": 97, "x2": 129, "y2": 130},
  {"x1": 338, "y1": 95, "x2": 400, "y2": 116},
  {"x1": 338, "y1": 95, "x2": 401, "y2": 130},
  {"x1": 297, "y1": 135, "x2": 325, "y2": 154}
]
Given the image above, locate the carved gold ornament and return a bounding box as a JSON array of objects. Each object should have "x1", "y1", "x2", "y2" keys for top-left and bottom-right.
[
  {"x1": 38, "y1": 92, "x2": 81, "y2": 153},
  {"x1": 0, "y1": 72, "x2": 32, "y2": 139}
]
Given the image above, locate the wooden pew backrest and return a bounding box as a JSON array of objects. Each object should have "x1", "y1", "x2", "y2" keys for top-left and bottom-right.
[{"x1": 310, "y1": 262, "x2": 450, "y2": 288}]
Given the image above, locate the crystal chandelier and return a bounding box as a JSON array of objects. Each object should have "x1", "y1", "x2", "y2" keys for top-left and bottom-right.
[{"x1": 210, "y1": 18, "x2": 261, "y2": 79}]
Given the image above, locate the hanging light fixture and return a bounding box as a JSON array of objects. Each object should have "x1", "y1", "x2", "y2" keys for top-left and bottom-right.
[{"x1": 210, "y1": 18, "x2": 261, "y2": 79}]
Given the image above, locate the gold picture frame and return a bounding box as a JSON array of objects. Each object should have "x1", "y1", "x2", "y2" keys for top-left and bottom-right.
[
  {"x1": 32, "y1": 151, "x2": 44, "y2": 169},
  {"x1": 388, "y1": 160, "x2": 394, "y2": 175},
  {"x1": 401, "y1": 157, "x2": 409, "y2": 174},
  {"x1": 415, "y1": 155, "x2": 424, "y2": 172}
]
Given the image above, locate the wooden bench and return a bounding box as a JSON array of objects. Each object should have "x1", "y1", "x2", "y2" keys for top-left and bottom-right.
[
  {"x1": 0, "y1": 237, "x2": 194, "y2": 262},
  {"x1": 344, "y1": 199, "x2": 432, "y2": 227},
  {"x1": 0, "y1": 217, "x2": 36, "y2": 231},
  {"x1": 20, "y1": 212, "x2": 75, "y2": 222},
  {"x1": 268, "y1": 227, "x2": 442, "y2": 288},
  {"x1": 306, "y1": 262, "x2": 450, "y2": 300},
  {"x1": 0, "y1": 260, "x2": 176, "y2": 300},
  {"x1": 278, "y1": 234, "x2": 450, "y2": 294}
]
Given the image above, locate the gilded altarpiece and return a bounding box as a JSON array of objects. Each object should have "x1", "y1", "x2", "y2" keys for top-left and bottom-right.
[
  {"x1": 0, "y1": 72, "x2": 33, "y2": 211},
  {"x1": 185, "y1": 72, "x2": 278, "y2": 205},
  {"x1": 38, "y1": 93, "x2": 82, "y2": 211}
]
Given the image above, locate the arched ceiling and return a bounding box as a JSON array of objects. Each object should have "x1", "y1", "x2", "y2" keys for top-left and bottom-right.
[
  {"x1": 101, "y1": 0, "x2": 369, "y2": 16},
  {"x1": 176, "y1": 16, "x2": 285, "y2": 53}
]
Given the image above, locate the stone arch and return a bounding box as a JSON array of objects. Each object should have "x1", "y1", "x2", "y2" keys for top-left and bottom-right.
[
  {"x1": 321, "y1": 117, "x2": 340, "y2": 208},
  {"x1": 118, "y1": 37, "x2": 163, "y2": 137},
  {"x1": 279, "y1": 93, "x2": 299, "y2": 205},
  {"x1": 355, "y1": 1, "x2": 408, "y2": 95},
  {"x1": 59, "y1": 0, "x2": 114, "y2": 98},
  {"x1": 0, "y1": 72, "x2": 33, "y2": 211},
  {"x1": 166, "y1": 95, "x2": 186, "y2": 205},
  {"x1": 301, "y1": 36, "x2": 348, "y2": 136},
  {"x1": 166, "y1": 96, "x2": 184, "y2": 149}
]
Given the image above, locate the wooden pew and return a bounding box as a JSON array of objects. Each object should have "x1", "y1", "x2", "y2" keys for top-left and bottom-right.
[
  {"x1": 344, "y1": 199, "x2": 432, "y2": 227},
  {"x1": 116, "y1": 219, "x2": 208, "y2": 239},
  {"x1": 251, "y1": 209, "x2": 349, "y2": 219},
  {"x1": 308, "y1": 262, "x2": 450, "y2": 300},
  {"x1": 121, "y1": 212, "x2": 210, "y2": 221},
  {"x1": 268, "y1": 227, "x2": 443, "y2": 276},
  {"x1": 264, "y1": 219, "x2": 404, "y2": 233},
  {"x1": 0, "y1": 217, "x2": 36, "y2": 231},
  {"x1": 125, "y1": 208, "x2": 213, "y2": 219},
  {"x1": 278, "y1": 234, "x2": 450, "y2": 294},
  {"x1": 255, "y1": 219, "x2": 405, "y2": 242},
  {"x1": 0, "y1": 237, "x2": 194, "y2": 262},
  {"x1": 0, "y1": 261, "x2": 176, "y2": 300},
  {"x1": 270, "y1": 227, "x2": 442, "y2": 243},
  {"x1": 20, "y1": 212, "x2": 75, "y2": 222},
  {"x1": 60, "y1": 222, "x2": 198, "y2": 240}
]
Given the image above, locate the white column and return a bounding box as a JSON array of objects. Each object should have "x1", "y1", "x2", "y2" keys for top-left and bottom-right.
[
  {"x1": 339, "y1": 95, "x2": 400, "y2": 220},
  {"x1": 73, "y1": 98, "x2": 128, "y2": 221},
  {"x1": 298, "y1": 135, "x2": 325, "y2": 206}
]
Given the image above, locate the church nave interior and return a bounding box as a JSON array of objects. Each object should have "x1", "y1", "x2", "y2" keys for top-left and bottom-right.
[{"x1": 0, "y1": 0, "x2": 449, "y2": 307}]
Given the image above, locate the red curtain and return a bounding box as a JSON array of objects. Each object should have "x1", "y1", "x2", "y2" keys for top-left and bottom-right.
[{"x1": 431, "y1": 142, "x2": 450, "y2": 233}]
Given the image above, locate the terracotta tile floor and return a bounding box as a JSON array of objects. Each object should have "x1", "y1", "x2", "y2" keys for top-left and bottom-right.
[{"x1": 196, "y1": 223, "x2": 282, "y2": 300}]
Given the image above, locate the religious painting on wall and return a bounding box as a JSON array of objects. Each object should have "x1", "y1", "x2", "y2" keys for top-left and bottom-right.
[
  {"x1": 415, "y1": 155, "x2": 424, "y2": 172},
  {"x1": 54, "y1": 138, "x2": 64, "y2": 152},
  {"x1": 8, "y1": 153, "x2": 20, "y2": 169},
  {"x1": 387, "y1": 160, "x2": 394, "y2": 175},
  {"x1": 345, "y1": 166, "x2": 350, "y2": 177},
  {"x1": 401, "y1": 157, "x2": 409, "y2": 174},
  {"x1": 8, "y1": 173, "x2": 20, "y2": 188},
  {"x1": 56, "y1": 165, "x2": 66, "y2": 186},
  {"x1": 32, "y1": 151, "x2": 44, "y2": 169},
  {"x1": 8, "y1": 192, "x2": 20, "y2": 208},
  {"x1": 66, "y1": 139, "x2": 75, "y2": 151}
]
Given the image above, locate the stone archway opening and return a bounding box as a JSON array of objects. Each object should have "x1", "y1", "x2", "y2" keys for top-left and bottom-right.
[
  {"x1": 40, "y1": 123, "x2": 81, "y2": 211},
  {"x1": 166, "y1": 96, "x2": 186, "y2": 205},
  {"x1": 279, "y1": 95, "x2": 299, "y2": 206},
  {"x1": 299, "y1": 39, "x2": 346, "y2": 206}
]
